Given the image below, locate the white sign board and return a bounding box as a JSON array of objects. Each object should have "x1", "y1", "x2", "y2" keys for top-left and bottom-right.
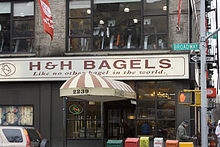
[{"x1": 0, "y1": 55, "x2": 189, "y2": 81}]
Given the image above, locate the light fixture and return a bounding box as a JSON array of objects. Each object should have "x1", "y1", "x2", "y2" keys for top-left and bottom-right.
[
  {"x1": 124, "y1": 7, "x2": 130, "y2": 13},
  {"x1": 86, "y1": 9, "x2": 91, "y2": 14},
  {"x1": 99, "y1": 20, "x2": 104, "y2": 25},
  {"x1": 128, "y1": 115, "x2": 135, "y2": 119},
  {"x1": 163, "y1": 5, "x2": 167, "y2": 11},
  {"x1": 89, "y1": 101, "x2": 95, "y2": 105},
  {"x1": 133, "y1": 18, "x2": 138, "y2": 23}
]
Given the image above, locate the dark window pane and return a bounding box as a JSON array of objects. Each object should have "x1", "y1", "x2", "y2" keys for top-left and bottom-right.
[
  {"x1": 137, "y1": 120, "x2": 156, "y2": 136},
  {"x1": 137, "y1": 100, "x2": 155, "y2": 119},
  {"x1": 67, "y1": 120, "x2": 86, "y2": 138},
  {"x1": 137, "y1": 107, "x2": 155, "y2": 119},
  {"x1": 157, "y1": 101, "x2": 175, "y2": 119},
  {"x1": 0, "y1": 14, "x2": 10, "y2": 52},
  {"x1": 0, "y1": 1, "x2": 35, "y2": 54},
  {"x1": 69, "y1": 0, "x2": 91, "y2": 17},
  {"x1": 86, "y1": 101, "x2": 101, "y2": 119},
  {"x1": 86, "y1": 121, "x2": 102, "y2": 138},
  {"x1": 144, "y1": 0, "x2": 167, "y2": 15},
  {"x1": 68, "y1": 37, "x2": 92, "y2": 52},
  {"x1": 3, "y1": 129, "x2": 23, "y2": 143},
  {"x1": 69, "y1": 19, "x2": 91, "y2": 36},
  {"x1": 66, "y1": 101, "x2": 102, "y2": 139},
  {"x1": 137, "y1": 81, "x2": 156, "y2": 100},
  {"x1": 144, "y1": 16, "x2": 167, "y2": 34},
  {"x1": 157, "y1": 120, "x2": 176, "y2": 139},
  {"x1": 157, "y1": 34, "x2": 167, "y2": 49},
  {"x1": 13, "y1": 20, "x2": 34, "y2": 37},
  {"x1": 12, "y1": 39, "x2": 34, "y2": 53},
  {"x1": 144, "y1": 35, "x2": 156, "y2": 49},
  {"x1": 93, "y1": 1, "x2": 141, "y2": 50}
]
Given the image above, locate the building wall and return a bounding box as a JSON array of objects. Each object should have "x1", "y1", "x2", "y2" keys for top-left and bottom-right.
[
  {"x1": 35, "y1": 0, "x2": 66, "y2": 56},
  {"x1": 0, "y1": 80, "x2": 193, "y2": 147},
  {"x1": 0, "y1": 82, "x2": 64, "y2": 147}
]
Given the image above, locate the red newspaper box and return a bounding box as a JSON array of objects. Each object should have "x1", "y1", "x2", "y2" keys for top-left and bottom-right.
[
  {"x1": 125, "y1": 138, "x2": 140, "y2": 147},
  {"x1": 166, "y1": 140, "x2": 179, "y2": 147}
]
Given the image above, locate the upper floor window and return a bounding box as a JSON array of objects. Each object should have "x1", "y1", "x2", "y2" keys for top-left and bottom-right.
[
  {"x1": 67, "y1": 0, "x2": 168, "y2": 52},
  {"x1": 0, "y1": 1, "x2": 34, "y2": 54}
]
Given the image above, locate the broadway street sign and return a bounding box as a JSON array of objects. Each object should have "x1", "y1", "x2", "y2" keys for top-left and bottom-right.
[{"x1": 173, "y1": 43, "x2": 199, "y2": 51}]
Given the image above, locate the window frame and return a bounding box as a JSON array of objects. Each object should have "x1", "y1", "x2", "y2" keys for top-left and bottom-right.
[
  {"x1": 66, "y1": 0, "x2": 169, "y2": 52},
  {"x1": 136, "y1": 81, "x2": 176, "y2": 139},
  {"x1": 66, "y1": 100, "x2": 103, "y2": 140},
  {"x1": 0, "y1": 0, "x2": 35, "y2": 54}
]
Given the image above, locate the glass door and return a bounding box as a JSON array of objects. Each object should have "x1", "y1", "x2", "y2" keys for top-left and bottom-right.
[{"x1": 105, "y1": 100, "x2": 136, "y2": 140}]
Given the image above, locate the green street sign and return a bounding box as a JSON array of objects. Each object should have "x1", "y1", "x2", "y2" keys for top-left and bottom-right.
[
  {"x1": 173, "y1": 43, "x2": 199, "y2": 50},
  {"x1": 206, "y1": 32, "x2": 217, "y2": 39}
]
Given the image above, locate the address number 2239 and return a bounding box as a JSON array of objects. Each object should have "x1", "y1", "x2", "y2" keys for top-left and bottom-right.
[{"x1": 73, "y1": 89, "x2": 89, "y2": 94}]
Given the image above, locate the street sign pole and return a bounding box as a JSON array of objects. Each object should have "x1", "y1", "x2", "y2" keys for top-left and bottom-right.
[
  {"x1": 200, "y1": 0, "x2": 220, "y2": 146},
  {"x1": 200, "y1": 0, "x2": 208, "y2": 146}
]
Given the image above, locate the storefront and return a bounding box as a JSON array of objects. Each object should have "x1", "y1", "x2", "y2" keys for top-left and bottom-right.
[{"x1": 0, "y1": 54, "x2": 194, "y2": 147}]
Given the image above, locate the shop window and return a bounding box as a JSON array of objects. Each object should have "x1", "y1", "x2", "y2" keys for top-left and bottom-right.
[
  {"x1": 137, "y1": 120, "x2": 156, "y2": 136},
  {"x1": 143, "y1": 16, "x2": 168, "y2": 49},
  {"x1": 136, "y1": 81, "x2": 176, "y2": 139},
  {"x1": 157, "y1": 101, "x2": 175, "y2": 119},
  {"x1": 68, "y1": 37, "x2": 92, "y2": 52},
  {"x1": 93, "y1": 0, "x2": 141, "y2": 50},
  {"x1": 144, "y1": 0, "x2": 167, "y2": 15},
  {"x1": 156, "y1": 120, "x2": 175, "y2": 139},
  {"x1": 0, "y1": 105, "x2": 34, "y2": 126},
  {"x1": 67, "y1": 0, "x2": 168, "y2": 52},
  {"x1": 0, "y1": 1, "x2": 34, "y2": 53},
  {"x1": 66, "y1": 101, "x2": 102, "y2": 139},
  {"x1": 68, "y1": 0, "x2": 92, "y2": 52}
]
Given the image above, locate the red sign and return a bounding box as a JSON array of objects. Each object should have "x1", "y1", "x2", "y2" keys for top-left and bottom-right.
[
  {"x1": 207, "y1": 88, "x2": 216, "y2": 98},
  {"x1": 38, "y1": 0, "x2": 54, "y2": 40}
]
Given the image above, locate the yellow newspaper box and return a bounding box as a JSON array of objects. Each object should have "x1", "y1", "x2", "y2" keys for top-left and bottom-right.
[
  {"x1": 140, "y1": 137, "x2": 149, "y2": 147},
  {"x1": 179, "y1": 142, "x2": 194, "y2": 147}
]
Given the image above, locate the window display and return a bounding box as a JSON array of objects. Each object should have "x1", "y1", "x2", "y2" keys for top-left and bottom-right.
[
  {"x1": 68, "y1": 0, "x2": 168, "y2": 51},
  {"x1": 66, "y1": 101, "x2": 102, "y2": 139},
  {"x1": 93, "y1": 1, "x2": 141, "y2": 50},
  {"x1": 136, "y1": 81, "x2": 176, "y2": 139},
  {"x1": 0, "y1": 106, "x2": 33, "y2": 126}
]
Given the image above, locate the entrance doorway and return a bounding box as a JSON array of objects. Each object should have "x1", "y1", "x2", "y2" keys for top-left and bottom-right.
[{"x1": 104, "y1": 100, "x2": 136, "y2": 140}]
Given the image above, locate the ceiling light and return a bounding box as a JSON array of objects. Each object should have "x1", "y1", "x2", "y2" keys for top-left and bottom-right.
[
  {"x1": 87, "y1": 9, "x2": 91, "y2": 14},
  {"x1": 163, "y1": 6, "x2": 167, "y2": 11},
  {"x1": 133, "y1": 19, "x2": 138, "y2": 23},
  {"x1": 124, "y1": 7, "x2": 130, "y2": 13},
  {"x1": 99, "y1": 20, "x2": 104, "y2": 25}
]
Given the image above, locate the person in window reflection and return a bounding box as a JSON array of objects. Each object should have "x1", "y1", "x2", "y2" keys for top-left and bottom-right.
[
  {"x1": 176, "y1": 120, "x2": 196, "y2": 142},
  {"x1": 0, "y1": 26, "x2": 10, "y2": 52},
  {"x1": 141, "y1": 121, "x2": 150, "y2": 135}
]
